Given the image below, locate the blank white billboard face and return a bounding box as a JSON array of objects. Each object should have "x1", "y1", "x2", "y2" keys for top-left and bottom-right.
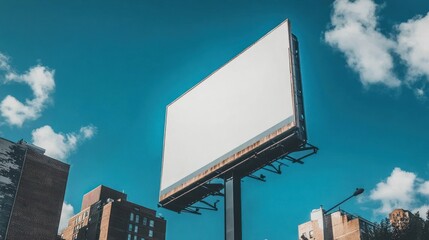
[{"x1": 161, "y1": 20, "x2": 295, "y2": 200}]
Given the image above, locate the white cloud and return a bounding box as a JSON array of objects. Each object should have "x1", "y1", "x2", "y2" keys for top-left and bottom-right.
[
  {"x1": 31, "y1": 125, "x2": 97, "y2": 161},
  {"x1": 396, "y1": 12, "x2": 429, "y2": 81},
  {"x1": 325, "y1": 0, "x2": 400, "y2": 87},
  {"x1": 0, "y1": 52, "x2": 10, "y2": 71},
  {"x1": 369, "y1": 167, "x2": 429, "y2": 216},
  {"x1": 58, "y1": 201, "x2": 74, "y2": 234},
  {"x1": 415, "y1": 88, "x2": 425, "y2": 98},
  {"x1": 412, "y1": 204, "x2": 429, "y2": 217},
  {"x1": 0, "y1": 65, "x2": 55, "y2": 127},
  {"x1": 80, "y1": 125, "x2": 96, "y2": 139},
  {"x1": 370, "y1": 168, "x2": 416, "y2": 214},
  {"x1": 418, "y1": 181, "x2": 429, "y2": 196},
  {"x1": 325, "y1": 1, "x2": 429, "y2": 97}
]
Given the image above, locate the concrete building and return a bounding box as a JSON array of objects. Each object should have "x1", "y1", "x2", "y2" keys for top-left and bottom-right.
[
  {"x1": 389, "y1": 209, "x2": 414, "y2": 230},
  {"x1": 298, "y1": 207, "x2": 374, "y2": 240},
  {"x1": 0, "y1": 137, "x2": 69, "y2": 240},
  {"x1": 61, "y1": 185, "x2": 166, "y2": 240}
]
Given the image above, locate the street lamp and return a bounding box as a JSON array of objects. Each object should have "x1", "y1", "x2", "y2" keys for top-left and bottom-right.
[
  {"x1": 299, "y1": 188, "x2": 364, "y2": 240},
  {"x1": 324, "y1": 188, "x2": 364, "y2": 215}
]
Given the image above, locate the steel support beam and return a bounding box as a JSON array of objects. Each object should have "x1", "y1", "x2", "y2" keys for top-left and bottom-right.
[{"x1": 224, "y1": 172, "x2": 242, "y2": 240}]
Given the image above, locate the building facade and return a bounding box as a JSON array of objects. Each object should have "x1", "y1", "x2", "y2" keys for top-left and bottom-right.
[
  {"x1": 298, "y1": 207, "x2": 374, "y2": 240},
  {"x1": 61, "y1": 185, "x2": 166, "y2": 240},
  {"x1": 0, "y1": 137, "x2": 70, "y2": 240},
  {"x1": 389, "y1": 209, "x2": 414, "y2": 230}
]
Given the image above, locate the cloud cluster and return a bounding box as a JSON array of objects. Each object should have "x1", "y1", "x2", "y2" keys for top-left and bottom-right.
[
  {"x1": 370, "y1": 167, "x2": 429, "y2": 215},
  {"x1": 0, "y1": 51, "x2": 97, "y2": 161},
  {"x1": 325, "y1": 0, "x2": 429, "y2": 95},
  {"x1": 0, "y1": 53, "x2": 55, "y2": 127},
  {"x1": 32, "y1": 125, "x2": 97, "y2": 161},
  {"x1": 1, "y1": 52, "x2": 96, "y2": 235},
  {"x1": 396, "y1": 12, "x2": 429, "y2": 81},
  {"x1": 325, "y1": 0, "x2": 399, "y2": 87},
  {"x1": 58, "y1": 202, "x2": 74, "y2": 233}
]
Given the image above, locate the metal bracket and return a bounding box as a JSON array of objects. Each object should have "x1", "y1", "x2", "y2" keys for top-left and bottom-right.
[
  {"x1": 181, "y1": 199, "x2": 221, "y2": 215},
  {"x1": 242, "y1": 143, "x2": 319, "y2": 182},
  {"x1": 247, "y1": 174, "x2": 266, "y2": 182},
  {"x1": 245, "y1": 142, "x2": 317, "y2": 182},
  {"x1": 194, "y1": 200, "x2": 220, "y2": 211},
  {"x1": 262, "y1": 162, "x2": 288, "y2": 174},
  {"x1": 169, "y1": 142, "x2": 318, "y2": 215},
  {"x1": 181, "y1": 207, "x2": 201, "y2": 215},
  {"x1": 278, "y1": 143, "x2": 318, "y2": 164}
]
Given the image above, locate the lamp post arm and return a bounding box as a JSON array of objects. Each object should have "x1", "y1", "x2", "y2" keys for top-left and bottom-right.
[
  {"x1": 324, "y1": 195, "x2": 353, "y2": 215},
  {"x1": 324, "y1": 188, "x2": 364, "y2": 215}
]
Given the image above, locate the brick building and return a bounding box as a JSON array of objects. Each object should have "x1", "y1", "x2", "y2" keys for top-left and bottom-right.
[
  {"x1": 389, "y1": 209, "x2": 414, "y2": 230},
  {"x1": 0, "y1": 137, "x2": 69, "y2": 240},
  {"x1": 61, "y1": 185, "x2": 166, "y2": 240},
  {"x1": 298, "y1": 207, "x2": 374, "y2": 240}
]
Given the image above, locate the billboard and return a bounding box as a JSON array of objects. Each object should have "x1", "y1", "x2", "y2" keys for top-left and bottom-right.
[{"x1": 160, "y1": 20, "x2": 305, "y2": 205}]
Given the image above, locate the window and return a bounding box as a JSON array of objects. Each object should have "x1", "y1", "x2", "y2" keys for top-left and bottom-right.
[
  {"x1": 134, "y1": 225, "x2": 138, "y2": 233},
  {"x1": 127, "y1": 234, "x2": 131, "y2": 240},
  {"x1": 136, "y1": 214, "x2": 140, "y2": 223},
  {"x1": 130, "y1": 213, "x2": 134, "y2": 221},
  {"x1": 148, "y1": 230, "x2": 153, "y2": 237},
  {"x1": 129, "y1": 224, "x2": 133, "y2": 231},
  {"x1": 143, "y1": 217, "x2": 147, "y2": 225},
  {"x1": 133, "y1": 236, "x2": 137, "y2": 240},
  {"x1": 141, "y1": 238, "x2": 145, "y2": 240},
  {"x1": 149, "y1": 220, "x2": 154, "y2": 228}
]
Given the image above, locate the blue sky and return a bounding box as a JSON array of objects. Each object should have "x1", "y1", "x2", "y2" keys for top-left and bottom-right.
[{"x1": 0, "y1": 0, "x2": 429, "y2": 239}]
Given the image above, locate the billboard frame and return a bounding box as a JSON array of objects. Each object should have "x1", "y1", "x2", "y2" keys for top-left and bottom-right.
[{"x1": 159, "y1": 20, "x2": 317, "y2": 213}]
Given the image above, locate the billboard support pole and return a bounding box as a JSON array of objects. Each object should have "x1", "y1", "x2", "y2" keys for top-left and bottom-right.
[{"x1": 224, "y1": 172, "x2": 242, "y2": 240}]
